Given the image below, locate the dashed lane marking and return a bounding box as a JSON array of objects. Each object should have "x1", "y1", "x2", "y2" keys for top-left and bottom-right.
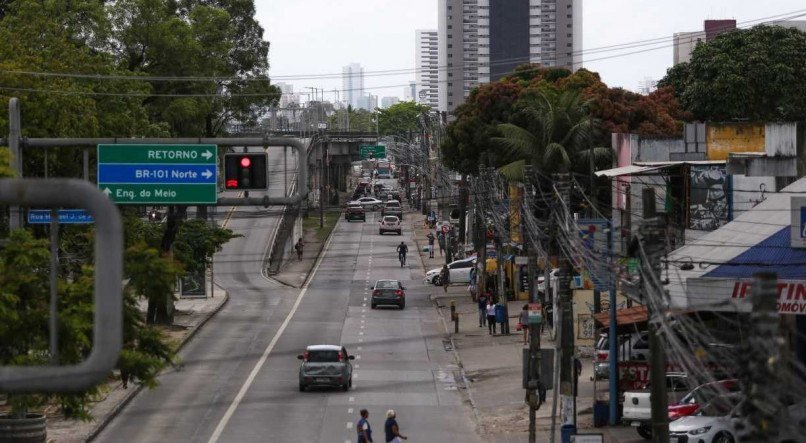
[{"x1": 206, "y1": 215, "x2": 340, "y2": 443}]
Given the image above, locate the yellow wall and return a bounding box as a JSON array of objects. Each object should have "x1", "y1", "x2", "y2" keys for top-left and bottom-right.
[{"x1": 706, "y1": 123, "x2": 765, "y2": 160}]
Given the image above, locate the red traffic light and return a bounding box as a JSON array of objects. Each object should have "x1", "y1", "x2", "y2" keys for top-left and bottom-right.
[{"x1": 240, "y1": 157, "x2": 252, "y2": 168}]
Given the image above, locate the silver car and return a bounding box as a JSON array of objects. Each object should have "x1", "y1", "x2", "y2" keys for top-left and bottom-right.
[{"x1": 297, "y1": 345, "x2": 354, "y2": 392}]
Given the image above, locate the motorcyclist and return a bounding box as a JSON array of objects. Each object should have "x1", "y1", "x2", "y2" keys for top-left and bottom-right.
[{"x1": 396, "y1": 242, "x2": 408, "y2": 266}]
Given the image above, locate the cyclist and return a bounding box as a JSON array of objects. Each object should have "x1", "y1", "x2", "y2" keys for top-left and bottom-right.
[{"x1": 396, "y1": 241, "x2": 408, "y2": 267}]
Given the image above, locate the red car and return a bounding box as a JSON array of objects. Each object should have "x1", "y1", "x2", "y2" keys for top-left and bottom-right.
[{"x1": 668, "y1": 379, "x2": 740, "y2": 421}]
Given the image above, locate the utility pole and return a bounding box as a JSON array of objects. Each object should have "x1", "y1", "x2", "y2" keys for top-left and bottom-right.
[
  {"x1": 635, "y1": 187, "x2": 669, "y2": 443},
  {"x1": 737, "y1": 271, "x2": 784, "y2": 443},
  {"x1": 552, "y1": 173, "x2": 576, "y2": 430},
  {"x1": 523, "y1": 165, "x2": 542, "y2": 442}
]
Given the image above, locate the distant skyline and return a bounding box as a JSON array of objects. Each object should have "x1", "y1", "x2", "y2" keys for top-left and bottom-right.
[{"x1": 255, "y1": 0, "x2": 806, "y2": 101}]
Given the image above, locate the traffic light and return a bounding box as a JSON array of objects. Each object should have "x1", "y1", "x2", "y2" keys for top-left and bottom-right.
[{"x1": 224, "y1": 153, "x2": 268, "y2": 190}]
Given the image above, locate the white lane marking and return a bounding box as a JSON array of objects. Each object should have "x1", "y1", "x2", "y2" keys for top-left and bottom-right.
[
  {"x1": 357, "y1": 346, "x2": 362, "y2": 351},
  {"x1": 355, "y1": 364, "x2": 360, "y2": 369},
  {"x1": 356, "y1": 355, "x2": 362, "y2": 360},
  {"x1": 360, "y1": 319, "x2": 365, "y2": 323},
  {"x1": 206, "y1": 218, "x2": 340, "y2": 443},
  {"x1": 358, "y1": 338, "x2": 363, "y2": 342},
  {"x1": 359, "y1": 332, "x2": 364, "y2": 335},
  {"x1": 348, "y1": 408, "x2": 354, "y2": 414},
  {"x1": 346, "y1": 422, "x2": 352, "y2": 429},
  {"x1": 362, "y1": 303, "x2": 366, "y2": 307},
  {"x1": 349, "y1": 396, "x2": 355, "y2": 402},
  {"x1": 363, "y1": 297, "x2": 367, "y2": 301}
]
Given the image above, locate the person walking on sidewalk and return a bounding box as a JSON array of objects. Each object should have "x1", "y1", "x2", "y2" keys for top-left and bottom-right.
[
  {"x1": 294, "y1": 238, "x2": 304, "y2": 261},
  {"x1": 437, "y1": 231, "x2": 445, "y2": 256},
  {"x1": 356, "y1": 409, "x2": 373, "y2": 443},
  {"x1": 384, "y1": 409, "x2": 408, "y2": 442},
  {"x1": 486, "y1": 298, "x2": 497, "y2": 335},
  {"x1": 426, "y1": 232, "x2": 435, "y2": 258},
  {"x1": 477, "y1": 292, "x2": 489, "y2": 328},
  {"x1": 519, "y1": 304, "x2": 530, "y2": 345},
  {"x1": 440, "y1": 264, "x2": 450, "y2": 293}
]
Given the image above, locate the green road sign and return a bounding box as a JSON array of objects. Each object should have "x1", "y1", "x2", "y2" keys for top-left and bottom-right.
[
  {"x1": 97, "y1": 144, "x2": 218, "y2": 205},
  {"x1": 359, "y1": 145, "x2": 386, "y2": 159}
]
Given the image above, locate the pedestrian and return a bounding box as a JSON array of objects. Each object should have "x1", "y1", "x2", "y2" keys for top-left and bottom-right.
[
  {"x1": 426, "y1": 232, "x2": 435, "y2": 258},
  {"x1": 486, "y1": 298, "x2": 497, "y2": 335},
  {"x1": 437, "y1": 231, "x2": 445, "y2": 256},
  {"x1": 384, "y1": 409, "x2": 408, "y2": 442},
  {"x1": 294, "y1": 238, "x2": 304, "y2": 261},
  {"x1": 519, "y1": 304, "x2": 530, "y2": 345},
  {"x1": 477, "y1": 291, "x2": 489, "y2": 328},
  {"x1": 440, "y1": 264, "x2": 450, "y2": 293},
  {"x1": 356, "y1": 409, "x2": 373, "y2": 443}
]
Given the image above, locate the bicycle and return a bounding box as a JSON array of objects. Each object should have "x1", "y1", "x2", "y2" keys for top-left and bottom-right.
[{"x1": 399, "y1": 252, "x2": 406, "y2": 267}]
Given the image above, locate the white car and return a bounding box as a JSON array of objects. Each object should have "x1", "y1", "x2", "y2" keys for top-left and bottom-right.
[
  {"x1": 379, "y1": 216, "x2": 401, "y2": 235},
  {"x1": 424, "y1": 257, "x2": 477, "y2": 285},
  {"x1": 354, "y1": 197, "x2": 383, "y2": 211},
  {"x1": 669, "y1": 394, "x2": 741, "y2": 443}
]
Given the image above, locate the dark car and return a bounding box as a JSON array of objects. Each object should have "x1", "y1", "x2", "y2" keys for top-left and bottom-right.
[
  {"x1": 297, "y1": 345, "x2": 354, "y2": 392},
  {"x1": 371, "y1": 279, "x2": 406, "y2": 309},
  {"x1": 345, "y1": 203, "x2": 366, "y2": 221}
]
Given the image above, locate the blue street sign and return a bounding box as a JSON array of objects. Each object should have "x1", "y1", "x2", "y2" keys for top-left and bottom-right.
[
  {"x1": 97, "y1": 164, "x2": 216, "y2": 184},
  {"x1": 28, "y1": 209, "x2": 94, "y2": 225}
]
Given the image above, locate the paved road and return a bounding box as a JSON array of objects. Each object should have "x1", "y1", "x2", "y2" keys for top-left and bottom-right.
[{"x1": 96, "y1": 166, "x2": 480, "y2": 441}]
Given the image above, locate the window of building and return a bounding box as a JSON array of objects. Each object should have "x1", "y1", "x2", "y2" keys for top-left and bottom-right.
[
  {"x1": 448, "y1": 73, "x2": 453, "y2": 77},
  {"x1": 567, "y1": 33, "x2": 572, "y2": 37},
  {"x1": 567, "y1": 14, "x2": 572, "y2": 18},
  {"x1": 448, "y1": 44, "x2": 452, "y2": 48},
  {"x1": 448, "y1": 25, "x2": 452, "y2": 29},
  {"x1": 567, "y1": 24, "x2": 572, "y2": 27}
]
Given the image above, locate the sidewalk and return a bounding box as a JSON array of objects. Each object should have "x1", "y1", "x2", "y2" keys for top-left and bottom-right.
[
  {"x1": 409, "y1": 209, "x2": 639, "y2": 443},
  {"x1": 46, "y1": 286, "x2": 229, "y2": 443}
]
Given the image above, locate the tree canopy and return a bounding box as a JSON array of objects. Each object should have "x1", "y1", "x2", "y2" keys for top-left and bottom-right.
[
  {"x1": 377, "y1": 101, "x2": 431, "y2": 138},
  {"x1": 441, "y1": 65, "x2": 688, "y2": 175},
  {"x1": 658, "y1": 25, "x2": 806, "y2": 121}
]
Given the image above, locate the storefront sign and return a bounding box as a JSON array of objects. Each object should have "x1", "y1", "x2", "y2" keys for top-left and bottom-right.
[{"x1": 686, "y1": 278, "x2": 806, "y2": 315}]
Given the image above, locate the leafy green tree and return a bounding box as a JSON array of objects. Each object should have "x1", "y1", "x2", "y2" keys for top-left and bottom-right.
[
  {"x1": 327, "y1": 106, "x2": 376, "y2": 132},
  {"x1": 658, "y1": 25, "x2": 806, "y2": 121},
  {"x1": 377, "y1": 101, "x2": 430, "y2": 138},
  {"x1": 491, "y1": 88, "x2": 611, "y2": 180}
]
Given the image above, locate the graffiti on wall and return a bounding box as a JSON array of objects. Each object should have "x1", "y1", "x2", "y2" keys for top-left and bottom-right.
[
  {"x1": 577, "y1": 314, "x2": 595, "y2": 340},
  {"x1": 689, "y1": 165, "x2": 730, "y2": 230}
]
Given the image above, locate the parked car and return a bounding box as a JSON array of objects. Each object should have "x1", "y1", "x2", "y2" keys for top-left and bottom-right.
[
  {"x1": 424, "y1": 257, "x2": 477, "y2": 285},
  {"x1": 355, "y1": 197, "x2": 383, "y2": 211},
  {"x1": 623, "y1": 372, "x2": 690, "y2": 440},
  {"x1": 381, "y1": 200, "x2": 403, "y2": 220},
  {"x1": 379, "y1": 216, "x2": 401, "y2": 235},
  {"x1": 297, "y1": 345, "x2": 354, "y2": 392},
  {"x1": 593, "y1": 331, "x2": 650, "y2": 380},
  {"x1": 344, "y1": 203, "x2": 366, "y2": 222},
  {"x1": 668, "y1": 379, "x2": 741, "y2": 422},
  {"x1": 370, "y1": 279, "x2": 406, "y2": 309},
  {"x1": 669, "y1": 394, "x2": 742, "y2": 443}
]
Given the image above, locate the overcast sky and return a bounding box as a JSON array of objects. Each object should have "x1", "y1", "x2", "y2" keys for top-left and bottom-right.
[{"x1": 255, "y1": 0, "x2": 806, "y2": 102}]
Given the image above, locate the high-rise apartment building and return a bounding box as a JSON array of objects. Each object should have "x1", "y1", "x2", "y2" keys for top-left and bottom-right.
[
  {"x1": 438, "y1": 0, "x2": 581, "y2": 114},
  {"x1": 342, "y1": 63, "x2": 365, "y2": 109},
  {"x1": 416, "y1": 30, "x2": 439, "y2": 109}
]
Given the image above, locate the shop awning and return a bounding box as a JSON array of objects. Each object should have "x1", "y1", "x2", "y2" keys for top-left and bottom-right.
[
  {"x1": 595, "y1": 161, "x2": 726, "y2": 178},
  {"x1": 593, "y1": 305, "x2": 648, "y2": 328}
]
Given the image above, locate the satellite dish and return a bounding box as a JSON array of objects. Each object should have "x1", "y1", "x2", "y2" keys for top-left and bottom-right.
[{"x1": 418, "y1": 90, "x2": 427, "y2": 99}]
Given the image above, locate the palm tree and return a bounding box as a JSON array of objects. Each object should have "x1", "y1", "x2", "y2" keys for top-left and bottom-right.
[{"x1": 491, "y1": 88, "x2": 611, "y2": 181}]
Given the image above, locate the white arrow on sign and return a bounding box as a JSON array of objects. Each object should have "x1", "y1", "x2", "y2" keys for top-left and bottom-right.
[
  {"x1": 201, "y1": 150, "x2": 213, "y2": 160},
  {"x1": 202, "y1": 169, "x2": 213, "y2": 179},
  {"x1": 102, "y1": 188, "x2": 112, "y2": 196}
]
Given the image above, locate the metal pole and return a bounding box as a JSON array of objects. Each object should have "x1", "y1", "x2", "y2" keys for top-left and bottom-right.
[
  {"x1": 555, "y1": 173, "x2": 575, "y2": 430},
  {"x1": 49, "y1": 208, "x2": 59, "y2": 364},
  {"x1": 608, "y1": 223, "x2": 619, "y2": 425},
  {"x1": 83, "y1": 148, "x2": 89, "y2": 181},
  {"x1": 284, "y1": 146, "x2": 288, "y2": 197},
  {"x1": 9, "y1": 98, "x2": 21, "y2": 230}
]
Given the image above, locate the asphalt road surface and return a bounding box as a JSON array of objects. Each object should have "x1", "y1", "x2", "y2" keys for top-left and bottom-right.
[{"x1": 96, "y1": 165, "x2": 480, "y2": 442}]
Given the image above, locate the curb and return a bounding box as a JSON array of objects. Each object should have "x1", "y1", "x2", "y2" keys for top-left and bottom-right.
[
  {"x1": 86, "y1": 289, "x2": 230, "y2": 442},
  {"x1": 265, "y1": 213, "x2": 342, "y2": 289}
]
